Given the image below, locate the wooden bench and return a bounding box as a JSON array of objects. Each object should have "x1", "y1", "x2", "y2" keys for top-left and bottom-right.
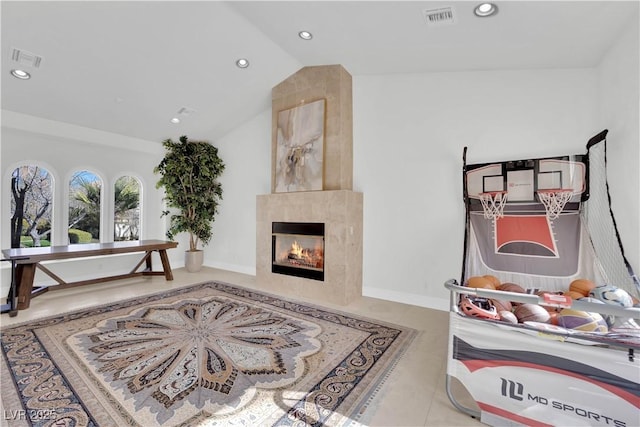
[{"x1": 1, "y1": 239, "x2": 178, "y2": 315}]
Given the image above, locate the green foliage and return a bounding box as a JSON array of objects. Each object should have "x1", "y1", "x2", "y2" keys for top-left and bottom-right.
[
  {"x1": 36, "y1": 219, "x2": 50, "y2": 234},
  {"x1": 68, "y1": 228, "x2": 93, "y2": 244},
  {"x1": 20, "y1": 236, "x2": 50, "y2": 247},
  {"x1": 154, "y1": 135, "x2": 225, "y2": 251},
  {"x1": 21, "y1": 219, "x2": 29, "y2": 234},
  {"x1": 71, "y1": 178, "x2": 101, "y2": 239},
  {"x1": 114, "y1": 176, "x2": 140, "y2": 214}
]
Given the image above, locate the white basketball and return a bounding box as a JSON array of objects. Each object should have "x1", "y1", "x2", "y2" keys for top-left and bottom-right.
[{"x1": 589, "y1": 285, "x2": 633, "y2": 308}]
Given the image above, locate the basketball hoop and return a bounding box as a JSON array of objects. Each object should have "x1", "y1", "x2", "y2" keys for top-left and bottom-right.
[
  {"x1": 478, "y1": 191, "x2": 507, "y2": 220},
  {"x1": 537, "y1": 189, "x2": 573, "y2": 220}
]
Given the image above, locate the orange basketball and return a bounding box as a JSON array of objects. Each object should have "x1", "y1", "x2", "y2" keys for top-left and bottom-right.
[
  {"x1": 483, "y1": 275, "x2": 501, "y2": 288},
  {"x1": 569, "y1": 279, "x2": 596, "y2": 297},
  {"x1": 498, "y1": 283, "x2": 526, "y2": 294},
  {"x1": 564, "y1": 290, "x2": 585, "y2": 300},
  {"x1": 491, "y1": 299, "x2": 513, "y2": 313},
  {"x1": 466, "y1": 276, "x2": 496, "y2": 290}
]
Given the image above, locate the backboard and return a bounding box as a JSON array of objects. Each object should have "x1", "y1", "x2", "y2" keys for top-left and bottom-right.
[{"x1": 465, "y1": 155, "x2": 588, "y2": 204}]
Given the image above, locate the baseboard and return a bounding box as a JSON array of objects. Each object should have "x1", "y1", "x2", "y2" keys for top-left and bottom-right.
[
  {"x1": 207, "y1": 261, "x2": 256, "y2": 276},
  {"x1": 363, "y1": 286, "x2": 449, "y2": 311}
]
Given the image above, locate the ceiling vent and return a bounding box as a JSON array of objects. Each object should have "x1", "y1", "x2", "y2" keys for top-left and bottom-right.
[
  {"x1": 11, "y1": 47, "x2": 43, "y2": 68},
  {"x1": 423, "y1": 7, "x2": 456, "y2": 26}
]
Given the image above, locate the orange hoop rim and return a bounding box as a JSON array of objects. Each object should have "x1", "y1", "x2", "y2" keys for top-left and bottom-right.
[
  {"x1": 537, "y1": 188, "x2": 573, "y2": 194},
  {"x1": 479, "y1": 190, "x2": 507, "y2": 197}
]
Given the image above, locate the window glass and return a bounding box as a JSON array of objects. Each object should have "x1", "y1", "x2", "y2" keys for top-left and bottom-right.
[
  {"x1": 68, "y1": 170, "x2": 101, "y2": 244},
  {"x1": 10, "y1": 165, "x2": 53, "y2": 248},
  {"x1": 114, "y1": 176, "x2": 140, "y2": 241}
]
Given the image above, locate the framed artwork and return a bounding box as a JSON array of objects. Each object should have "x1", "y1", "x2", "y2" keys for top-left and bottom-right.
[{"x1": 275, "y1": 99, "x2": 325, "y2": 193}]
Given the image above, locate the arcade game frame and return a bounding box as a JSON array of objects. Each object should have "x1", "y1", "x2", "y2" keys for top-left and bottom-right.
[{"x1": 445, "y1": 130, "x2": 640, "y2": 427}]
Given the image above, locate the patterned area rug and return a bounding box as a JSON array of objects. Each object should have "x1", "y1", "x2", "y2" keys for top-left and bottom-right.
[{"x1": 1, "y1": 281, "x2": 416, "y2": 426}]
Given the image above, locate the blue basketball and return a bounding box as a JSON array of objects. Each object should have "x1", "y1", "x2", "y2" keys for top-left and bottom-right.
[
  {"x1": 589, "y1": 284, "x2": 633, "y2": 308},
  {"x1": 557, "y1": 308, "x2": 608, "y2": 333}
]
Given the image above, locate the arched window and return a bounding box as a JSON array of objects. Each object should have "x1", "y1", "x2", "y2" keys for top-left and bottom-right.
[
  {"x1": 114, "y1": 175, "x2": 141, "y2": 241},
  {"x1": 10, "y1": 165, "x2": 54, "y2": 248},
  {"x1": 68, "y1": 170, "x2": 102, "y2": 244}
]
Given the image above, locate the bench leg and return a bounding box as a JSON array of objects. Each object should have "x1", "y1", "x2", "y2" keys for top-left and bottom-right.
[
  {"x1": 1, "y1": 258, "x2": 19, "y2": 316},
  {"x1": 16, "y1": 264, "x2": 37, "y2": 310},
  {"x1": 146, "y1": 252, "x2": 153, "y2": 272},
  {"x1": 158, "y1": 250, "x2": 174, "y2": 281}
]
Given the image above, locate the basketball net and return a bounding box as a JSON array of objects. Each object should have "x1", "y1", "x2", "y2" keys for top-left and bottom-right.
[
  {"x1": 479, "y1": 191, "x2": 507, "y2": 220},
  {"x1": 537, "y1": 189, "x2": 573, "y2": 220}
]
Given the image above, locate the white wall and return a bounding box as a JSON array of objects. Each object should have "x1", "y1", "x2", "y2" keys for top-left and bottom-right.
[
  {"x1": 596, "y1": 17, "x2": 640, "y2": 274},
  {"x1": 353, "y1": 69, "x2": 599, "y2": 310},
  {"x1": 204, "y1": 109, "x2": 271, "y2": 275}
]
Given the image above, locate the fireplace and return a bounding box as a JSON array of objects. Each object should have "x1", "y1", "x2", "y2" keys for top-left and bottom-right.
[
  {"x1": 258, "y1": 191, "x2": 362, "y2": 304},
  {"x1": 272, "y1": 222, "x2": 324, "y2": 281}
]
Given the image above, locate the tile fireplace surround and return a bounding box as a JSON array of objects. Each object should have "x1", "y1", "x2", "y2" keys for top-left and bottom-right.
[
  {"x1": 256, "y1": 190, "x2": 362, "y2": 305},
  {"x1": 257, "y1": 65, "x2": 362, "y2": 306}
]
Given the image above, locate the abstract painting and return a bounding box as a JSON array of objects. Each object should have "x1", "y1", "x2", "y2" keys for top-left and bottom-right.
[{"x1": 275, "y1": 99, "x2": 325, "y2": 192}]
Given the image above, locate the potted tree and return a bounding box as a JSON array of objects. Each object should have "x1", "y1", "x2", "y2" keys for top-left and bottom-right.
[{"x1": 154, "y1": 135, "x2": 225, "y2": 272}]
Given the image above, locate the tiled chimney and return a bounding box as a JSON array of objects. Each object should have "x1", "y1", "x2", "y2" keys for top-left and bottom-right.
[{"x1": 256, "y1": 65, "x2": 363, "y2": 305}]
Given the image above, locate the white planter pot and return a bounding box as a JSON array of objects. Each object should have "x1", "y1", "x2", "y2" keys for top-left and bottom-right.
[{"x1": 185, "y1": 250, "x2": 204, "y2": 272}]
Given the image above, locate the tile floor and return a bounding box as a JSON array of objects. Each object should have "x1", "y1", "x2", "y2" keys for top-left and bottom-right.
[{"x1": 0, "y1": 267, "x2": 484, "y2": 427}]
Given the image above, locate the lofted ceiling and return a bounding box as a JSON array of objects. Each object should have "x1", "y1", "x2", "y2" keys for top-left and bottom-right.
[{"x1": 1, "y1": 1, "x2": 637, "y2": 144}]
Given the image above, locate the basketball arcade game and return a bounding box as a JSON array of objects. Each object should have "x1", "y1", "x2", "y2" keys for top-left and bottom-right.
[{"x1": 445, "y1": 130, "x2": 640, "y2": 427}]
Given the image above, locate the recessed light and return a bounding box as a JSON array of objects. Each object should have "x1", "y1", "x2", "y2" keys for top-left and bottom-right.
[
  {"x1": 474, "y1": 2, "x2": 498, "y2": 17},
  {"x1": 11, "y1": 69, "x2": 31, "y2": 79},
  {"x1": 298, "y1": 31, "x2": 313, "y2": 40},
  {"x1": 170, "y1": 117, "x2": 180, "y2": 124},
  {"x1": 236, "y1": 58, "x2": 249, "y2": 68}
]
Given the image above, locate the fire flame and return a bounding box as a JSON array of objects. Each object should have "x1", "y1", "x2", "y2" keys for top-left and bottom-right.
[
  {"x1": 276, "y1": 238, "x2": 323, "y2": 269},
  {"x1": 290, "y1": 240, "x2": 304, "y2": 258}
]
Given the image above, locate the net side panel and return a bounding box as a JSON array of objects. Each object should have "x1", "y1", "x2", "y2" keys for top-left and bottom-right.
[{"x1": 582, "y1": 139, "x2": 638, "y2": 297}]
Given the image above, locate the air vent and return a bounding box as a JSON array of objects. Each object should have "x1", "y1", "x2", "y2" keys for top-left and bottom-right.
[
  {"x1": 11, "y1": 47, "x2": 43, "y2": 68},
  {"x1": 423, "y1": 7, "x2": 456, "y2": 26}
]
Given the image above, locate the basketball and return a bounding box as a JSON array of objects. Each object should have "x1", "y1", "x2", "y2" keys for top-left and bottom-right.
[
  {"x1": 589, "y1": 284, "x2": 633, "y2": 308},
  {"x1": 514, "y1": 304, "x2": 550, "y2": 323},
  {"x1": 569, "y1": 279, "x2": 596, "y2": 297},
  {"x1": 483, "y1": 275, "x2": 501, "y2": 288},
  {"x1": 498, "y1": 283, "x2": 526, "y2": 294},
  {"x1": 563, "y1": 290, "x2": 586, "y2": 300},
  {"x1": 491, "y1": 298, "x2": 513, "y2": 312},
  {"x1": 556, "y1": 308, "x2": 608, "y2": 333},
  {"x1": 466, "y1": 276, "x2": 496, "y2": 290},
  {"x1": 499, "y1": 310, "x2": 518, "y2": 324},
  {"x1": 578, "y1": 297, "x2": 615, "y2": 327}
]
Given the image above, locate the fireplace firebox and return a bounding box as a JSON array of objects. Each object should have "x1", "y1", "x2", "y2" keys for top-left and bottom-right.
[{"x1": 272, "y1": 222, "x2": 324, "y2": 281}]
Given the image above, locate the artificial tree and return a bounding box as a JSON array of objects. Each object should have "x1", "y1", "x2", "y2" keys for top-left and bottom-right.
[{"x1": 154, "y1": 136, "x2": 225, "y2": 269}]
